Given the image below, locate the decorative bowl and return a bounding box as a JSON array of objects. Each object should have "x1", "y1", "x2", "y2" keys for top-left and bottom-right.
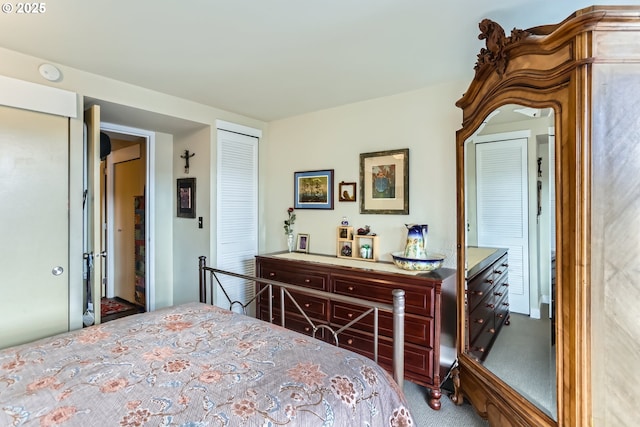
[{"x1": 391, "y1": 252, "x2": 445, "y2": 272}]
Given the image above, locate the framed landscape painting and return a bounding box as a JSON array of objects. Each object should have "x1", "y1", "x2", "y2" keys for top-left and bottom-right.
[{"x1": 294, "y1": 169, "x2": 334, "y2": 210}]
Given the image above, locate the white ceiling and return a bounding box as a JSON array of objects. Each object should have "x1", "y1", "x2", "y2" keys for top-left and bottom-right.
[{"x1": 0, "y1": 0, "x2": 617, "y2": 122}]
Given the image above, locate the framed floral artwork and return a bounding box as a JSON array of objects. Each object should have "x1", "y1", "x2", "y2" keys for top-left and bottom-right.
[
  {"x1": 294, "y1": 169, "x2": 334, "y2": 210},
  {"x1": 359, "y1": 149, "x2": 409, "y2": 214}
]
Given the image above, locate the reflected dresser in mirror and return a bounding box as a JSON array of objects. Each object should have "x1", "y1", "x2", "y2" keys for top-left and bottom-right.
[{"x1": 452, "y1": 6, "x2": 640, "y2": 427}]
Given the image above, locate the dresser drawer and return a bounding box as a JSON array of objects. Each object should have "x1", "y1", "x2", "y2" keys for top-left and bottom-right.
[
  {"x1": 492, "y1": 253, "x2": 509, "y2": 281},
  {"x1": 468, "y1": 299, "x2": 494, "y2": 342},
  {"x1": 337, "y1": 328, "x2": 435, "y2": 383},
  {"x1": 258, "y1": 261, "x2": 329, "y2": 291},
  {"x1": 284, "y1": 291, "x2": 329, "y2": 319},
  {"x1": 259, "y1": 308, "x2": 326, "y2": 340},
  {"x1": 468, "y1": 321, "x2": 499, "y2": 361},
  {"x1": 494, "y1": 292, "x2": 510, "y2": 329},
  {"x1": 257, "y1": 284, "x2": 328, "y2": 320},
  {"x1": 467, "y1": 266, "x2": 496, "y2": 311},
  {"x1": 333, "y1": 274, "x2": 435, "y2": 317},
  {"x1": 330, "y1": 302, "x2": 433, "y2": 347}
]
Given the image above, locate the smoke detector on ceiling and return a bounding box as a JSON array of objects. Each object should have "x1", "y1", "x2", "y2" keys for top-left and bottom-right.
[{"x1": 38, "y1": 63, "x2": 61, "y2": 82}]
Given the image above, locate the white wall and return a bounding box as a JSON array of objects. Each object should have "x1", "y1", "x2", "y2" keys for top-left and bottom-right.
[
  {"x1": 0, "y1": 47, "x2": 266, "y2": 324},
  {"x1": 263, "y1": 81, "x2": 466, "y2": 266},
  {"x1": 173, "y1": 127, "x2": 212, "y2": 305}
]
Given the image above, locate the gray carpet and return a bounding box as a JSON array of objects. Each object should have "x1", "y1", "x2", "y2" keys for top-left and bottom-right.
[
  {"x1": 482, "y1": 308, "x2": 556, "y2": 420},
  {"x1": 404, "y1": 381, "x2": 488, "y2": 426},
  {"x1": 403, "y1": 305, "x2": 556, "y2": 425}
]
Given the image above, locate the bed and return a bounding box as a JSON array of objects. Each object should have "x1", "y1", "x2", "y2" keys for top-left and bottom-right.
[{"x1": 0, "y1": 262, "x2": 414, "y2": 426}]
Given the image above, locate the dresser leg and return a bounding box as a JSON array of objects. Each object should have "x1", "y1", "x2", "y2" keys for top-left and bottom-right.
[
  {"x1": 450, "y1": 366, "x2": 464, "y2": 406},
  {"x1": 428, "y1": 387, "x2": 442, "y2": 410}
]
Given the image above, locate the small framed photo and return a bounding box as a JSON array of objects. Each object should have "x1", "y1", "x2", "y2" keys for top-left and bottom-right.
[
  {"x1": 359, "y1": 148, "x2": 409, "y2": 214},
  {"x1": 296, "y1": 233, "x2": 310, "y2": 253},
  {"x1": 294, "y1": 169, "x2": 334, "y2": 210},
  {"x1": 176, "y1": 178, "x2": 196, "y2": 218},
  {"x1": 338, "y1": 181, "x2": 357, "y2": 202}
]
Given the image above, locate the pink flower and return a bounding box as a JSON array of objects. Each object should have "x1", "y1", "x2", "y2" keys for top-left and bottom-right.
[
  {"x1": 199, "y1": 370, "x2": 224, "y2": 383},
  {"x1": 100, "y1": 378, "x2": 129, "y2": 393},
  {"x1": 40, "y1": 406, "x2": 77, "y2": 426},
  {"x1": 287, "y1": 362, "x2": 326, "y2": 387},
  {"x1": 26, "y1": 376, "x2": 59, "y2": 393},
  {"x1": 232, "y1": 399, "x2": 257, "y2": 419}
]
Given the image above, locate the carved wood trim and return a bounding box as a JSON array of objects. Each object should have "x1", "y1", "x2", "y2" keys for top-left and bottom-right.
[{"x1": 474, "y1": 19, "x2": 532, "y2": 77}]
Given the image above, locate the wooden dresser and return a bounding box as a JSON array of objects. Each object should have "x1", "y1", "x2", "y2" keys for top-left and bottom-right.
[
  {"x1": 465, "y1": 247, "x2": 509, "y2": 361},
  {"x1": 255, "y1": 252, "x2": 456, "y2": 410}
]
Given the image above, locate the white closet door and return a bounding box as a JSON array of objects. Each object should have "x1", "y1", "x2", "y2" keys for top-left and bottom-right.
[
  {"x1": 0, "y1": 106, "x2": 69, "y2": 348},
  {"x1": 476, "y1": 138, "x2": 529, "y2": 314},
  {"x1": 216, "y1": 129, "x2": 258, "y2": 314}
]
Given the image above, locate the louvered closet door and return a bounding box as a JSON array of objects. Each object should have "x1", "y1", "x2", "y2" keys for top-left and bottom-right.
[
  {"x1": 216, "y1": 129, "x2": 258, "y2": 314},
  {"x1": 476, "y1": 138, "x2": 530, "y2": 314}
]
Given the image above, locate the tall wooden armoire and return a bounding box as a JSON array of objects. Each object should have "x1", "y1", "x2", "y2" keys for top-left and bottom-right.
[{"x1": 454, "y1": 6, "x2": 640, "y2": 427}]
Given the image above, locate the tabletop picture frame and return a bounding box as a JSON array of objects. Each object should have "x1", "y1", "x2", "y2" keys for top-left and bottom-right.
[
  {"x1": 296, "y1": 233, "x2": 310, "y2": 253},
  {"x1": 294, "y1": 169, "x2": 334, "y2": 210},
  {"x1": 359, "y1": 148, "x2": 409, "y2": 214}
]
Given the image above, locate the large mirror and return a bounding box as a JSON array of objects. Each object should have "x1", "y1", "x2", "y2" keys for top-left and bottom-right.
[{"x1": 463, "y1": 104, "x2": 556, "y2": 420}]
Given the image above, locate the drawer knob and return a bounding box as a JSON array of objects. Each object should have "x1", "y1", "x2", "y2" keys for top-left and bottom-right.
[
  {"x1": 304, "y1": 303, "x2": 311, "y2": 308},
  {"x1": 348, "y1": 286, "x2": 355, "y2": 291},
  {"x1": 347, "y1": 339, "x2": 354, "y2": 345},
  {"x1": 473, "y1": 346, "x2": 485, "y2": 353},
  {"x1": 304, "y1": 327, "x2": 310, "y2": 332},
  {"x1": 486, "y1": 279, "x2": 494, "y2": 285},
  {"x1": 472, "y1": 290, "x2": 484, "y2": 296},
  {"x1": 488, "y1": 328, "x2": 496, "y2": 334},
  {"x1": 502, "y1": 282, "x2": 509, "y2": 287},
  {"x1": 486, "y1": 303, "x2": 495, "y2": 309},
  {"x1": 495, "y1": 270, "x2": 503, "y2": 274},
  {"x1": 494, "y1": 292, "x2": 503, "y2": 297},
  {"x1": 347, "y1": 313, "x2": 354, "y2": 318},
  {"x1": 502, "y1": 302, "x2": 510, "y2": 307},
  {"x1": 502, "y1": 263, "x2": 509, "y2": 267},
  {"x1": 304, "y1": 279, "x2": 311, "y2": 283},
  {"x1": 269, "y1": 272, "x2": 276, "y2": 277},
  {"x1": 497, "y1": 313, "x2": 504, "y2": 319},
  {"x1": 474, "y1": 318, "x2": 484, "y2": 324}
]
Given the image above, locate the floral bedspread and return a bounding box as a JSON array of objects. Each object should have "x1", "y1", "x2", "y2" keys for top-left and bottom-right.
[{"x1": 0, "y1": 302, "x2": 414, "y2": 426}]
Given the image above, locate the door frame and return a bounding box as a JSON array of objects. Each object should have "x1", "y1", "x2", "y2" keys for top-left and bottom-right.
[{"x1": 101, "y1": 122, "x2": 156, "y2": 311}]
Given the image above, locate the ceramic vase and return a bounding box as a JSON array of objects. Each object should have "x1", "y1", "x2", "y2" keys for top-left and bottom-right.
[{"x1": 287, "y1": 232, "x2": 295, "y2": 252}]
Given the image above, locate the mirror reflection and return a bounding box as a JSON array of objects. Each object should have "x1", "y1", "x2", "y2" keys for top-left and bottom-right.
[{"x1": 464, "y1": 104, "x2": 557, "y2": 419}]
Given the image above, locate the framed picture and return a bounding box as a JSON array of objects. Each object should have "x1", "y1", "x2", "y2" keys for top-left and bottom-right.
[
  {"x1": 338, "y1": 181, "x2": 357, "y2": 202},
  {"x1": 176, "y1": 178, "x2": 196, "y2": 218},
  {"x1": 296, "y1": 233, "x2": 310, "y2": 253},
  {"x1": 359, "y1": 148, "x2": 409, "y2": 214},
  {"x1": 294, "y1": 169, "x2": 334, "y2": 210}
]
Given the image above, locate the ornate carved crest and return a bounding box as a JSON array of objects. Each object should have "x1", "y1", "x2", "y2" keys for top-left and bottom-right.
[{"x1": 474, "y1": 19, "x2": 531, "y2": 76}]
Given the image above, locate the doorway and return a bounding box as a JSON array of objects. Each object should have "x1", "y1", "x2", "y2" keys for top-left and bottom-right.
[
  {"x1": 102, "y1": 131, "x2": 146, "y2": 319},
  {"x1": 99, "y1": 123, "x2": 155, "y2": 321}
]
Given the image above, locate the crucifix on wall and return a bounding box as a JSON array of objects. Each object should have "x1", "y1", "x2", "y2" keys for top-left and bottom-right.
[{"x1": 180, "y1": 149, "x2": 195, "y2": 174}]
